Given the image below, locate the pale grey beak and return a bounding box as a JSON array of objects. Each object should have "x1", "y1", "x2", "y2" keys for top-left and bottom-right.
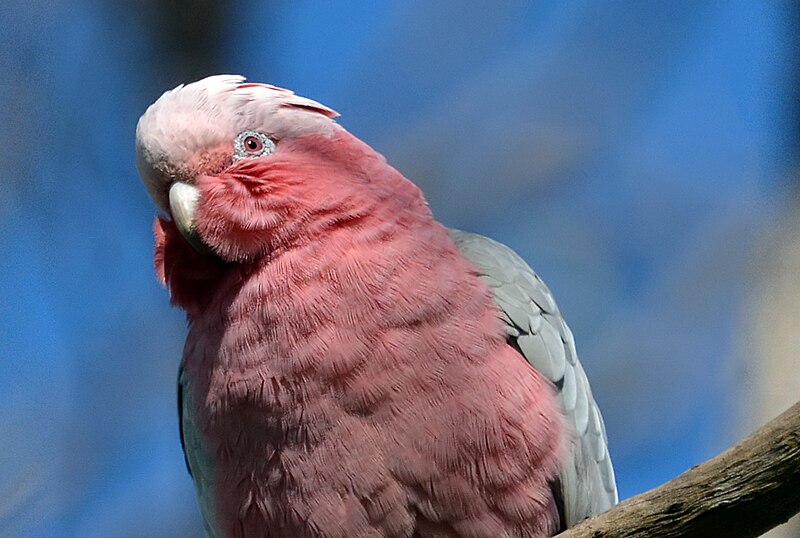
[{"x1": 168, "y1": 182, "x2": 206, "y2": 252}]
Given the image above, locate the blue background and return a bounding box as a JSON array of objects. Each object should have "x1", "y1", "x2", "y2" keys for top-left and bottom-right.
[{"x1": 1, "y1": 2, "x2": 797, "y2": 536}]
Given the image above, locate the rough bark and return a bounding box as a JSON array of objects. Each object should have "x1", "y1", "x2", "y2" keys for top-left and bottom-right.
[{"x1": 558, "y1": 401, "x2": 800, "y2": 538}]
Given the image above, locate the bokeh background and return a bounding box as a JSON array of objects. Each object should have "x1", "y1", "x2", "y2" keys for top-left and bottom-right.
[{"x1": 2, "y1": 1, "x2": 798, "y2": 536}]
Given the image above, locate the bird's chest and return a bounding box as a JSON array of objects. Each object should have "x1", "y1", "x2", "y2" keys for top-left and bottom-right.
[
  {"x1": 183, "y1": 259, "x2": 402, "y2": 446},
  {"x1": 176, "y1": 244, "x2": 512, "y2": 535},
  {"x1": 181, "y1": 307, "x2": 397, "y2": 532},
  {"x1": 183, "y1": 312, "x2": 334, "y2": 461}
]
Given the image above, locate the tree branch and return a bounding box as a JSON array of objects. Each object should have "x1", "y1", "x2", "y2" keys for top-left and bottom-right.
[{"x1": 558, "y1": 401, "x2": 800, "y2": 538}]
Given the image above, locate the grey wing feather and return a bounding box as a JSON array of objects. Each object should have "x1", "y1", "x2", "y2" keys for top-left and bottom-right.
[
  {"x1": 450, "y1": 229, "x2": 618, "y2": 527},
  {"x1": 177, "y1": 364, "x2": 193, "y2": 477},
  {"x1": 178, "y1": 363, "x2": 220, "y2": 538}
]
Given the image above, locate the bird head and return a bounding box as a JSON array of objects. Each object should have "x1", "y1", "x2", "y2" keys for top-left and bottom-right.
[
  {"x1": 136, "y1": 75, "x2": 426, "y2": 266},
  {"x1": 136, "y1": 75, "x2": 335, "y2": 258}
]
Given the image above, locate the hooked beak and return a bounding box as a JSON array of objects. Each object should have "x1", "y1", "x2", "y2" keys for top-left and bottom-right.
[{"x1": 168, "y1": 181, "x2": 207, "y2": 253}]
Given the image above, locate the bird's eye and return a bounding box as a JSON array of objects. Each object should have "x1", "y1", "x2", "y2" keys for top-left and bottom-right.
[
  {"x1": 234, "y1": 130, "x2": 276, "y2": 161},
  {"x1": 244, "y1": 136, "x2": 263, "y2": 153}
]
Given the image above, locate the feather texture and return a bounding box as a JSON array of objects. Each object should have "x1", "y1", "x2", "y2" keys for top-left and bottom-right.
[
  {"x1": 450, "y1": 230, "x2": 618, "y2": 527},
  {"x1": 138, "y1": 75, "x2": 617, "y2": 537},
  {"x1": 158, "y1": 132, "x2": 565, "y2": 537}
]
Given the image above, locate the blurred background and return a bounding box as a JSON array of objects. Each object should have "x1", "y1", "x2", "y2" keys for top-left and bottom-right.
[{"x1": 1, "y1": 1, "x2": 798, "y2": 536}]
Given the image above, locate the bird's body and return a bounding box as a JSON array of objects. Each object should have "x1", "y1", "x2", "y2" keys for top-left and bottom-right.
[{"x1": 137, "y1": 76, "x2": 616, "y2": 538}]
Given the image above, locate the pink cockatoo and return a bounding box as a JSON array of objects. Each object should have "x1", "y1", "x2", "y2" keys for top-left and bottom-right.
[{"x1": 136, "y1": 75, "x2": 617, "y2": 538}]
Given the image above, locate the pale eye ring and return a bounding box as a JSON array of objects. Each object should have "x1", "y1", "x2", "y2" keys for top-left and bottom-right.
[{"x1": 234, "y1": 130, "x2": 276, "y2": 160}]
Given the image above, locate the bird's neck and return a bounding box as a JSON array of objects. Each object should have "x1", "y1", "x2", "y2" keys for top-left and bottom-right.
[{"x1": 186, "y1": 209, "x2": 451, "y2": 371}]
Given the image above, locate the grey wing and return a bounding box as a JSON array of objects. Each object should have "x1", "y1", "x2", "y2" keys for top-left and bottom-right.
[
  {"x1": 178, "y1": 363, "x2": 220, "y2": 538},
  {"x1": 450, "y1": 229, "x2": 618, "y2": 528},
  {"x1": 177, "y1": 364, "x2": 193, "y2": 477}
]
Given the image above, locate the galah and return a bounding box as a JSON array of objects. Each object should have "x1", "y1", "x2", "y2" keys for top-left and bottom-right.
[{"x1": 135, "y1": 75, "x2": 617, "y2": 538}]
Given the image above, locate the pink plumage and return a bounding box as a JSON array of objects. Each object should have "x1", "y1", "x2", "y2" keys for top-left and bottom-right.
[{"x1": 138, "y1": 75, "x2": 615, "y2": 538}]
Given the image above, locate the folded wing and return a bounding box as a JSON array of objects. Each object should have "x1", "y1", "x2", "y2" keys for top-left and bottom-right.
[{"x1": 450, "y1": 229, "x2": 617, "y2": 528}]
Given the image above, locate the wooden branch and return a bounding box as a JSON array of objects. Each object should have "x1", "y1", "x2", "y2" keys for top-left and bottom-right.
[{"x1": 558, "y1": 401, "x2": 800, "y2": 538}]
